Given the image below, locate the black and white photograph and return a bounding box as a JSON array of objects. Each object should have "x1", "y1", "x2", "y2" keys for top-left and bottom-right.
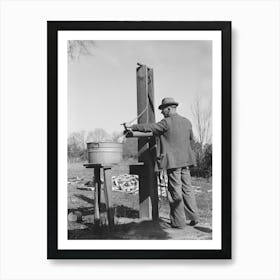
[
  {"x1": 48, "y1": 21, "x2": 231, "y2": 259},
  {"x1": 2, "y1": 0, "x2": 280, "y2": 278}
]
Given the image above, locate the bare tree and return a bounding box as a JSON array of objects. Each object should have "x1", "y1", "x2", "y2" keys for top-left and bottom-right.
[
  {"x1": 86, "y1": 128, "x2": 112, "y2": 143},
  {"x1": 68, "y1": 40, "x2": 95, "y2": 60},
  {"x1": 111, "y1": 131, "x2": 123, "y2": 142},
  {"x1": 68, "y1": 131, "x2": 88, "y2": 160},
  {"x1": 191, "y1": 97, "x2": 212, "y2": 147},
  {"x1": 68, "y1": 131, "x2": 86, "y2": 148},
  {"x1": 70, "y1": 130, "x2": 88, "y2": 149}
]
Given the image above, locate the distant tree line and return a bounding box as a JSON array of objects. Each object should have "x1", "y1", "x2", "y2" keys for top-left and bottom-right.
[
  {"x1": 67, "y1": 128, "x2": 138, "y2": 162},
  {"x1": 190, "y1": 142, "x2": 212, "y2": 179},
  {"x1": 190, "y1": 96, "x2": 212, "y2": 179},
  {"x1": 68, "y1": 128, "x2": 212, "y2": 179}
]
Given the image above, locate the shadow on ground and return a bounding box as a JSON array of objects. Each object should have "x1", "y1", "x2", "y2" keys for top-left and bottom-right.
[
  {"x1": 194, "y1": 225, "x2": 212, "y2": 233},
  {"x1": 68, "y1": 196, "x2": 212, "y2": 240},
  {"x1": 68, "y1": 218, "x2": 170, "y2": 240},
  {"x1": 68, "y1": 200, "x2": 169, "y2": 239},
  {"x1": 72, "y1": 194, "x2": 139, "y2": 218}
]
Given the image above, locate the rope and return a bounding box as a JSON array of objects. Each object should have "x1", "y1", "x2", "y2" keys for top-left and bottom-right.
[{"x1": 126, "y1": 104, "x2": 148, "y2": 126}]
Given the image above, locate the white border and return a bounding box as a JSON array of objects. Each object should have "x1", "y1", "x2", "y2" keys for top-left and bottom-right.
[
  {"x1": 58, "y1": 30, "x2": 222, "y2": 250},
  {"x1": 1, "y1": 0, "x2": 279, "y2": 278}
]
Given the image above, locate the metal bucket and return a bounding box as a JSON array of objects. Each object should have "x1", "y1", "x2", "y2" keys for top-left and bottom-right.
[{"x1": 87, "y1": 142, "x2": 123, "y2": 165}]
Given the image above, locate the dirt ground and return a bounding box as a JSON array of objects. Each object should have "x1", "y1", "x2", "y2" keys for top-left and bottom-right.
[{"x1": 68, "y1": 161, "x2": 212, "y2": 240}]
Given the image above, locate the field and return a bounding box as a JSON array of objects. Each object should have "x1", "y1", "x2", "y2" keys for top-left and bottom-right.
[{"x1": 68, "y1": 161, "x2": 212, "y2": 240}]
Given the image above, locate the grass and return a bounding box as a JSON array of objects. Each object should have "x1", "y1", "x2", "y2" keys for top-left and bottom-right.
[{"x1": 68, "y1": 160, "x2": 212, "y2": 240}]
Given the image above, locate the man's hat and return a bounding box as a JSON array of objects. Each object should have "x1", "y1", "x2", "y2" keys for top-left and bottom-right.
[{"x1": 158, "y1": 97, "x2": 179, "y2": 110}]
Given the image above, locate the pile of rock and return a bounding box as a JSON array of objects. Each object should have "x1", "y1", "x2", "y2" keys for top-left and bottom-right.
[
  {"x1": 112, "y1": 174, "x2": 139, "y2": 194},
  {"x1": 111, "y1": 173, "x2": 168, "y2": 198}
]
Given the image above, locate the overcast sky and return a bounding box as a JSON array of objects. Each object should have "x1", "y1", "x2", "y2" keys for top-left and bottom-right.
[{"x1": 68, "y1": 40, "x2": 212, "y2": 136}]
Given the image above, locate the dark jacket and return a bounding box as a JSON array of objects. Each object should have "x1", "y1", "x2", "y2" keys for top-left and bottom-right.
[{"x1": 131, "y1": 113, "x2": 196, "y2": 170}]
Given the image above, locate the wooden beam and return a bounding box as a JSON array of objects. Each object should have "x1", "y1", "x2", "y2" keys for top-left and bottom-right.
[
  {"x1": 147, "y1": 68, "x2": 155, "y2": 114},
  {"x1": 137, "y1": 65, "x2": 151, "y2": 219},
  {"x1": 147, "y1": 67, "x2": 159, "y2": 220},
  {"x1": 136, "y1": 64, "x2": 158, "y2": 220}
]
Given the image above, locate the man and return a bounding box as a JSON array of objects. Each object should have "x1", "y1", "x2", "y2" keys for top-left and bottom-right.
[{"x1": 127, "y1": 97, "x2": 199, "y2": 229}]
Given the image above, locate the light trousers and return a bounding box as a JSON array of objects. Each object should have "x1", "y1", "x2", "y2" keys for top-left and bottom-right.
[{"x1": 167, "y1": 167, "x2": 199, "y2": 228}]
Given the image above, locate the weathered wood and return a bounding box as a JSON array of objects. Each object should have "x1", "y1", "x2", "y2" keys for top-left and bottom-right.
[
  {"x1": 129, "y1": 164, "x2": 144, "y2": 174},
  {"x1": 147, "y1": 67, "x2": 159, "y2": 220},
  {"x1": 83, "y1": 163, "x2": 102, "y2": 167},
  {"x1": 84, "y1": 163, "x2": 113, "y2": 169},
  {"x1": 103, "y1": 168, "x2": 114, "y2": 228},
  {"x1": 137, "y1": 65, "x2": 148, "y2": 125},
  {"x1": 136, "y1": 64, "x2": 158, "y2": 220},
  {"x1": 84, "y1": 164, "x2": 115, "y2": 228},
  {"x1": 137, "y1": 65, "x2": 151, "y2": 219},
  {"x1": 129, "y1": 164, "x2": 150, "y2": 219},
  {"x1": 147, "y1": 68, "x2": 155, "y2": 115},
  {"x1": 93, "y1": 167, "x2": 100, "y2": 224}
]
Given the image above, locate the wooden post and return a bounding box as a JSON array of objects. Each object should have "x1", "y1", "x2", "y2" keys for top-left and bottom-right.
[
  {"x1": 93, "y1": 167, "x2": 101, "y2": 225},
  {"x1": 103, "y1": 167, "x2": 114, "y2": 228},
  {"x1": 147, "y1": 67, "x2": 159, "y2": 220},
  {"x1": 136, "y1": 64, "x2": 158, "y2": 220},
  {"x1": 84, "y1": 164, "x2": 115, "y2": 228}
]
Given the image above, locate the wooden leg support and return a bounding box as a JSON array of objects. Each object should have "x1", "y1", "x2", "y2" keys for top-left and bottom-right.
[
  {"x1": 103, "y1": 168, "x2": 114, "y2": 228},
  {"x1": 93, "y1": 167, "x2": 101, "y2": 225}
]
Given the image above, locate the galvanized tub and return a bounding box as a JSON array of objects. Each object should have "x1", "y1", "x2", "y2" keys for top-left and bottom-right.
[{"x1": 87, "y1": 142, "x2": 123, "y2": 165}]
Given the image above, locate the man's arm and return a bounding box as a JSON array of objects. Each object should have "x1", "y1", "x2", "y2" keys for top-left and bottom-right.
[{"x1": 130, "y1": 119, "x2": 168, "y2": 136}]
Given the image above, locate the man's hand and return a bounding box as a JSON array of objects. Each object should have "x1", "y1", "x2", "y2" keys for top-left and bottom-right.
[
  {"x1": 123, "y1": 128, "x2": 134, "y2": 137},
  {"x1": 121, "y1": 122, "x2": 132, "y2": 132},
  {"x1": 124, "y1": 123, "x2": 132, "y2": 129},
  {"x1": 122, "y1": 123, "x2": 133, "y2": 135}
]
